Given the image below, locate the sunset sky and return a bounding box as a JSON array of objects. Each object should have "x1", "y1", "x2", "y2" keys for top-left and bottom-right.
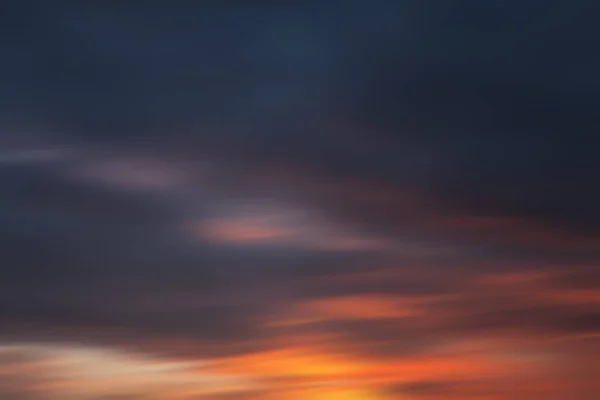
[{"x1": 0, "y1": 1, "x2": 599, "y2": 399}]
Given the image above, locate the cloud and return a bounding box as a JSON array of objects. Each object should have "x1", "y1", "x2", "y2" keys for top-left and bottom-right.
[
  {"x1": 0, "y1": 1, "x2": 598, "y2": 399},
  {"x1": 0, "y1": 343, "x2": 258, "y2": 399}
]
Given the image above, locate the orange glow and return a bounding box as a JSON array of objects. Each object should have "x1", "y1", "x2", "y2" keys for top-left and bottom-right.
[
  {"x1": 0, "y1": 264, "x2": 598, "y2": 399},
  {"x1": 194, "y1": 212, "x2": 392, "y2": 251},
  {"x1": 300, "y1": 295, "x2": 424, "y2": 320},
  {"x1": 198, "y1": 218, "x2": 301, "y2": 243}
]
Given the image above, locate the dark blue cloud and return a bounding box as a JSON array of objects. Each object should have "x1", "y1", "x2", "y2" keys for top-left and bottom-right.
[{"x1": 0, "y1": 1, "x2": 598, "y2": 368}]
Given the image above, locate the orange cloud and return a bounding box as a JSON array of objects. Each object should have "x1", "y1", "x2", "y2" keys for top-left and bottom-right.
[
  {"x1": 192, "y1": 205, "x2": 392, "y2": 251},
  {"x1": 199, "y1": 218, "x2": 301, "y2": 243},
  {"x1": 268, "y1": 295, "x2": 434, "y2": 328},
  {"x1": 1, "y1": 260, "x2": 598, "y2": 399}
]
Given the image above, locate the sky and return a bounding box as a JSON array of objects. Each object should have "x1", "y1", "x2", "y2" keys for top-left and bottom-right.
[{"x1": 0, "y1": 1, "x2": 599, "y2": 399}]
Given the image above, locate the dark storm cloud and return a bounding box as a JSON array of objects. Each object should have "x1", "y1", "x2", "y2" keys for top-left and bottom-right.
[
  {"x1": 0, "y1": 1, "x2": 339, "y2": 141},
  {"x1": 1, "y1": 0, "x2": 598, "y2": 238},
  {"x1": 0, "y1": 153, "x2": 395, "y2": 349},
  {"x1": 0, "y1": 164, "x2": 168, "y2": 282},
  {"x1": 0, "y1": 3, "x2": 598, "y2": 390},
  {"x1": 336, "y1": 1, "x2": 600, "y2": 240},
  {"x1": 0, "y1": 160, "x2": 307, "y2": 344}
]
